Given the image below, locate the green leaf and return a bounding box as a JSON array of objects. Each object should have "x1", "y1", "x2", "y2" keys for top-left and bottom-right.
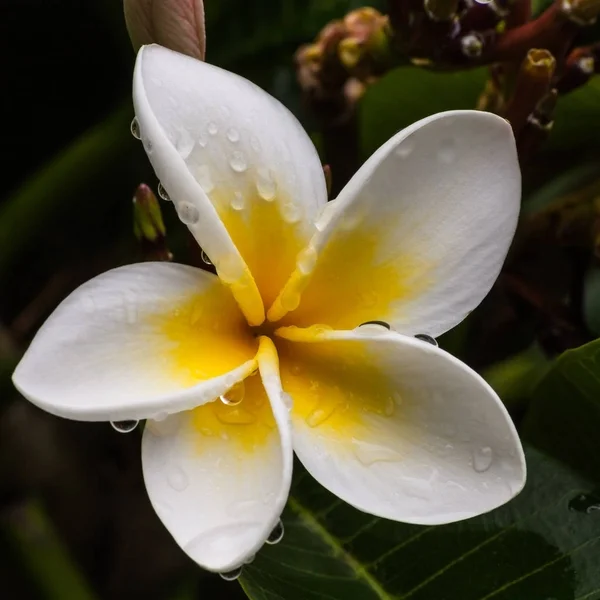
[
  {"x1": 584, "y1": 268, "x2": 600, "y2": 337},
  {"x1": 241, "y1": 341, "x2": 600, "y2": 600},
  {"x1": 550, "y1": 78, "x2": 600, "y2": 153},
  {"x1": 359, "y1": 68, "x2": 487, "y2": 158}
]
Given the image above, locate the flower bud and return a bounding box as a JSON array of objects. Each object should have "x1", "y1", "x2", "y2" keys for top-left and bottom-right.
[{"x1": 124, "y1": 0, "x2": 205, "y2": 60}]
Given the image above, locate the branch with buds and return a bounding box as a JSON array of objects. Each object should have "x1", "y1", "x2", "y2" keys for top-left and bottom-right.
[{"x1": 295, "y1": 0, "x2": 600, "y2": 181}]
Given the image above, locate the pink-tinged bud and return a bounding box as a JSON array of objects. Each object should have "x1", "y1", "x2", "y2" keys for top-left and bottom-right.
[{"x1": 124, "y1": 0, "x2": 205, "y2": 60}]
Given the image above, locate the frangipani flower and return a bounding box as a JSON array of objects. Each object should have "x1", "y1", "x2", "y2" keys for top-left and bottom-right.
[{"x1": 13, "y1": 45, "x2": 526, "y2": 574}]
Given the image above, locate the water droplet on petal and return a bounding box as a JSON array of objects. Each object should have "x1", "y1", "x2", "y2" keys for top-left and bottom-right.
[
  {"x1": 438, "y1": 138, "x2": 457, "y2": 164},
  {"x1": 352, "y1": 438, "x2": 402, "y2": 466},
  {"x1": 395, "y1": 139, "x2": 414, "y2": 158},
  {"x1": 177, "y1": 202, "x2": 200, "y2": 225},
  {"x1": 208, "y1": 122, "x2": 219, "y2": 136},
  {"x1": 256, "y1": 168, "x2": 277, "y2": 201},
  {"x1": 167, "y1": 466, "x2": 189, "y2": 491},
  {"x1": 196, "y1": 164, "x2": 214, "y2": 193},
  {"x1": 281, "y1": 201, "x2": 303, "y2": 224},
  {"x1": 472, "y1": 446, "x2": 494, "y2": 473},
  {"x1": 157, "y1": 182, "x2": 171, "y2": 202},
  {"x1": 220, "y1": 381, "x2": 245, "y2": 406},
  {"x1": 227, "y1": 127, "x2": 240, "y2": 143},
  {"x1": 130, "y1": 117, "x2": 141, "y2": 140},
  {"x1": 384, "y1": 397, "x2": 396, "y2": 417},
  {"x1": 415, "y1": 333, "x2": 438, "y2": 346},
  {"x1": 216, "y1": 407, "x2": 256, "y2": 425},
  {"x1": 244, "y1": 555, "x2": 255, "y2": 565},
  {"x1": 266, "y1": 519, "x2": 284, "y2": 545},
  {"x1": 231, "y1": 192, "x2": 245, "y2": 211},
  {"x1": 230, "y1": 150, "x2": 248, "y2": 173},
  {"x1": 306, "y1": 404, "x2": 337, "y2": 427},
  {"x1": 111, "y1": 420, "x2": 139, "y2": 434},
  {"x1": 198, "y1": 132, "x2": 208, "y2": 148},
  {"x1": 297, "y1": 246, "x2": 318, "y2": 275},
  {"x1": 219, "y1": 567, "x2": 243, "y2": 581},
  {"x1": 201, "y1": 250, "x2": 212, "y2": 266},
  {"x1": 176, "y1": 129, "x2": 195, "y2": 159},
  {"x1": 358, "y1": 321, "x2": 391, "y2": 333}
]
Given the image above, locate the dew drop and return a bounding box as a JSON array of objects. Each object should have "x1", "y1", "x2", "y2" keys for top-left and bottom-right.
[
  {"x1": 352, "y1": 438, "x2": 402, "y2": 466},
  {"x1": 220, "y1": 381, "x2": 245, "y2": 406},
  {"x1": 208, "y1": 121, "x2": 219, "y2": 136},
  {"x1": 166, "y1": 466, "x2": 189, "y2": 491},
  {"x1": 266, "y1": 519, "x2": 284, "y2": 545},
  {"x1": 229, "y1": 150, "x2": 248, "y2": 173},
  {"x1": 461, "y1": 33, "x2": 483, "y2": 58},
  {"x1": 415, "y1": 333, "x2": 438, "y2": 346},
  {"x1": 157, "y1": 182, "x2": 171, "y2": 202},
  {"x1": 438, "y1": 138, "x2": 457, "y2": 164},
  {"x1": 130, "y1": 117, "x2": 141, "y2": 140},
  {"x1": 472, "y1": 446, "x2": 494, "y2": 473},
  {"x1": 227, "y1": 127, "x2": 240, "y2": 143},
  {"x1": 177, "y1": 202, "x2": 200, "y2": 225},
  {"x1": 297, "y1": 246, "x2": 318, "y2": 275},
  {"x1": 281, "y1": 201, "x2": 303, "y2": 224},
  {"x1": 219, "y1": 567, "x2": 242, "y2": 582},
  {"x1": 176, "y1": 129, "x2": 195, "y2": 159},
  {"x1": 198, "y1": 132, "x2": 208, "y2": 148},
  {"x1": 231, "y1": 191, "x2": 245, "y2": 211},
  {"x1": 395, "y1": 139, "x2": 414, "y2": 158},
  {"x1": 568, "y1": 492, "x2": 600, "y2": 514},
  {"x1": 196, "y1": 164, "x2": 214, "y2": 193},
  {"x1": 216, "y1": 407, "x2": 256, "y2": 425},
  {"x1": 244, "y1": 555, "x2": 255, "y2": 565},
  {"x1": 111, "y1": 420, "x2": 139, "y2": 434},
  {"x1": 201, "y1": 250, "x2": 213, "y2": 266},
  {"x1": 384, "y1": 397, "x2": 396, "y2": 417},
  {"x1": 359, "y1": 321, "x2": 391, "y2": 332},
  {"x1": 256, "y1": 168, "x2": 277, "y2": 201},
  {"x1": 306, "y1": 404, "x2": 336, "y2": 428}
]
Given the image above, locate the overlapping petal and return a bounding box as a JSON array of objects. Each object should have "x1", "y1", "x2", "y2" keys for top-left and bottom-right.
[
  {"x1": 269, "y1": 111, "x2": 521, "y2": 337},
  {"x1": 133, "y1": 45, "x2": 328, "y2": 318},
  {"x1": 142, "y1": 337, "x2": 293, "y2": 572},
  {"x1": 276, "y1": 326, "x2": 525, "y2": 524},
  {"x1": 13, "y1": 263, "x2": 257, "y2": 421}
]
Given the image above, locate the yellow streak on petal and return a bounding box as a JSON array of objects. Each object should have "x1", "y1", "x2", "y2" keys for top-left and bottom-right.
[
  {"x1": 276, "y1": 337, "x2": 402, "y2": 437},
  {"x1": 150, "y1": 282, "x2": 258, "y2": 387},
  {"x1": 190, "y1": 372, "x2": 277, "y2": 453},
  {"x1": 270, "y1": 226, "x2": 434, "y2": 327},
  {"x1": 212, "y1": 188, "x2": 308, "y2": 309}
]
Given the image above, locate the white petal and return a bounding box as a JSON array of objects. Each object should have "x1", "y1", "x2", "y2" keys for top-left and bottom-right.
[
  {"x1": 276, "y1": 326, "x2": 526, "y2": 524},
  {"x1": 142, "y1": 337, "x2": 293, "y2": 572},
  {"x1": 269, "y1": 111, "x2": 520, "y2": 337},
  {"x1": 134, "y1": 45, "x2": 328, "y2": 313},
  {"x1": 13, "y1": 263, "x2": 258, "y2": 421}
]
